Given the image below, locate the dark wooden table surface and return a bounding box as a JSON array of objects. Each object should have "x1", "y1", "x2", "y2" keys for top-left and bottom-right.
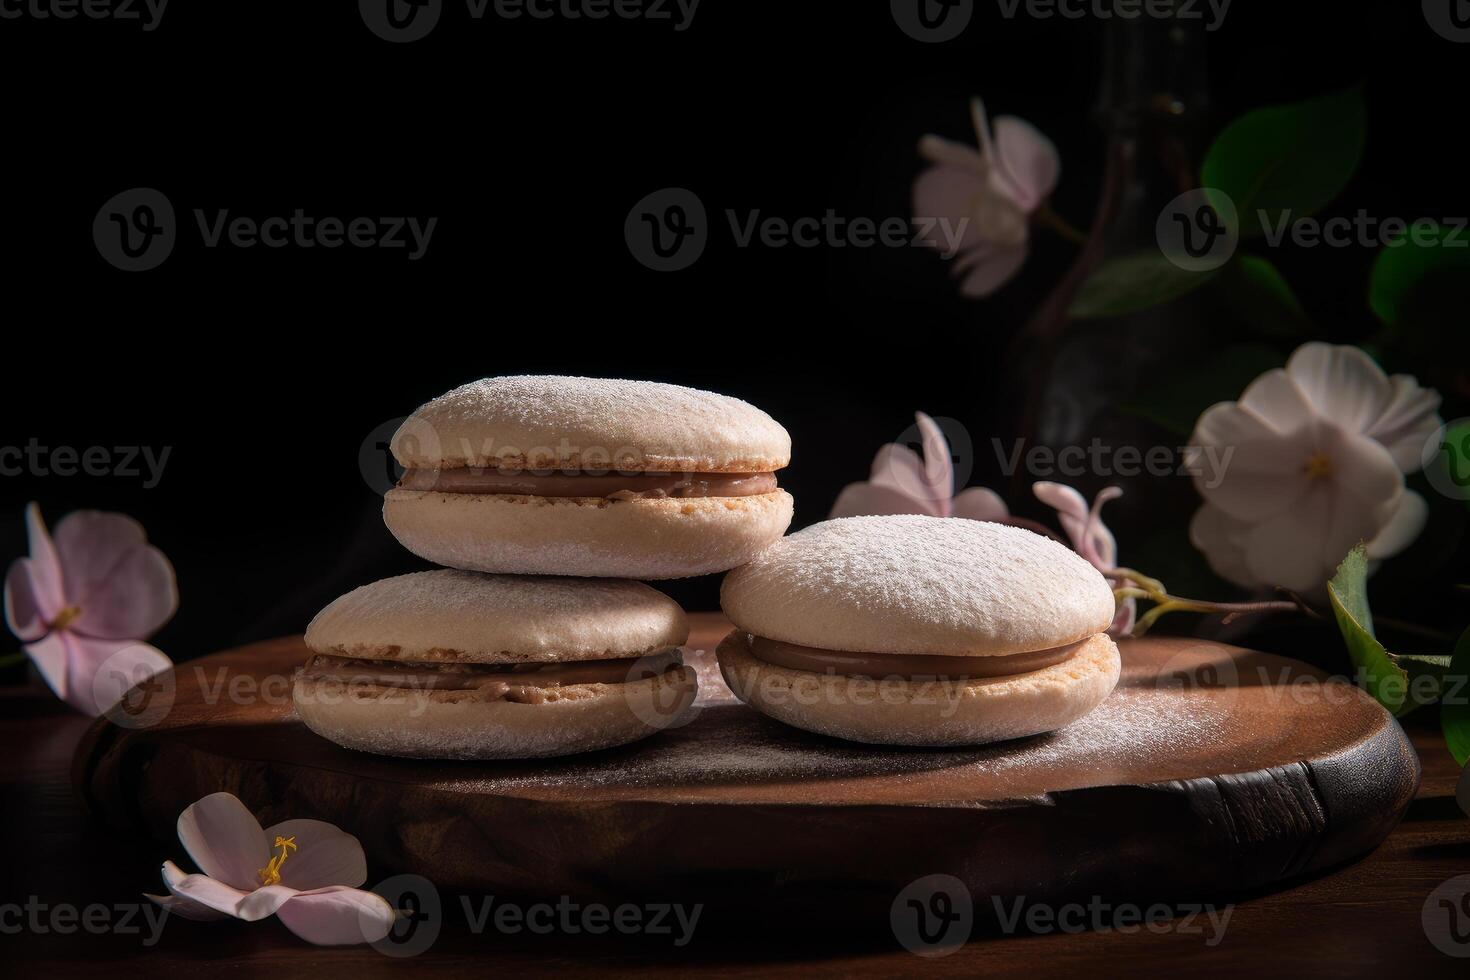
[{"x1": 4, "y1": 614, "x2": 1469, "y2": 977}]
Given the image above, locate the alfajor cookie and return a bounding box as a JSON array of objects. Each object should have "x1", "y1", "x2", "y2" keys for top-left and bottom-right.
[
  {"x1": 382, "y1": 376, "x2": 793, "y2": 579},
  {"x1": 294, "y1": 570, "x2": 697, "y2": 759},
  {"x1": 717, "y1": 515, "x2": 1121, "y2": 747}
]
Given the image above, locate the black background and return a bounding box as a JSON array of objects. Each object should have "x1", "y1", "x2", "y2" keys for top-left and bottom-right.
[{"x1": 1, "y1": 1, "x2": 1464, "y2": 662}]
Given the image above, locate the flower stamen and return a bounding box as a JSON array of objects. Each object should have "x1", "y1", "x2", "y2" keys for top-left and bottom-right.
[
  {"x1": 47, "y1": 605, "x2": 82, "y2": 631},
  {"x1": 1303, "y1": 453, "x2": 1333, "y2": 480},
  {"x1": 257, "y1": 836, "x2": 298, "y2": 887}
]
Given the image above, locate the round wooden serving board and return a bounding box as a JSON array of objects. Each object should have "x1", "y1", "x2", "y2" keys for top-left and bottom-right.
[{"x1": 74, "y1": 614, "x2": 1419, "y2": 919}]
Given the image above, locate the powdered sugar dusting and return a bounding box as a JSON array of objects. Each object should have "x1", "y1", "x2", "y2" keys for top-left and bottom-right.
[{"x1": 451, "y1": 663, "x2": 1232, "y2": 800}]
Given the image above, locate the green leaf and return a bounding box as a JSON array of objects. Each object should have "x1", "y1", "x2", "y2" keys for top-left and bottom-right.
[
  {"x1": 1121, "y1": 343, "x2": 1284, "y2": 436},
  {"x1": 1327, "y1": 544, "x2": 1412, "y2": 715},
  {"x1": 1368, "y1": 221, "x2": 1470, "y2": 325},
  {"x1": 1214, "y1": 255, "x2": 1314, "y2": 340},
  {"x1": 0, "y1": 651, "x2": 26, "y2": 669},
  {"x1": 1069, "y1": 252, "x2": 1221, "y2": 319},
  {"x1": 1443, "y1": 628, "x2": 1470, "y2": 766},
  {"x1": 1201, "y1": 86, "x2": 1366, "y2": 239}
]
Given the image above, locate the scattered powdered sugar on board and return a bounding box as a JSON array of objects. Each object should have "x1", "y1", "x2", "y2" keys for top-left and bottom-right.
[{"x1": 463, "y1": 681, "x2": 1230, "y2": 795}]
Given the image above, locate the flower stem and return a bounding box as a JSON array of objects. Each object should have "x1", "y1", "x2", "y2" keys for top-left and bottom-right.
[
  {"x1": 1034, "y1": 203, "x2": 1088, "y2": 245},
  {"x1": 1106, "y1": 569, "x2": 1317, "y2": 636}
]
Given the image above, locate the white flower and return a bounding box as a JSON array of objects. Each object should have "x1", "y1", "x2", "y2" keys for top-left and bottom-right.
[{"x1": 1188, "y1": 343, "x2": 1441, "y2": 595}]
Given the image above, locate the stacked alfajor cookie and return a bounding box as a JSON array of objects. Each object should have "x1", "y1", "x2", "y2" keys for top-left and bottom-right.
[
  {"x1": 717, "y1": 516, "x2": 1121, "y2": 747},
  {"x1": 293, "y1": 376, "x2": 793, "y2": 759}
]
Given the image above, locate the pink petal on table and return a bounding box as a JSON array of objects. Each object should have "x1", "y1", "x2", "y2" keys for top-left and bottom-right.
[
  {"x1": 950, "y1": 487, "x2": 1009, "y2": 522},
  {"x1": 161, "y1": 861, "x2": 255, "y2": 919},
  {"x1": 263, "y1": 819, "x2": 369, "y2": 890},
  {"x1": 1285, "y1": 343, "x2": 1391, "y2": 435},
  {"x1": 80, "y1": 638, "x2": 172, "y2": 718},
  {"x1": 5, "y1": 504, "x2": 64, "y2": 640},
  {"x1": 992, "y1": 116, "x2": 1060, "y2": 211},
  {"x1": 151, "y1": 861, "x2": 231, "y2": 921},
  {"x1": 276, "y1": 887, "x2": 397, "y2": 945},
  {"x1": 1365, "y1": 490, "x2": 1428, "y2": 561},
  {"x1": 1367, "y1": 375, "x2": 1443, "y2": 472},
  {"x1": 829, "y1": 482, "x2": 939, "y2": 519},
  {"x1": 53, "y1": 510, "x2": 178, "y2": 640},
  {"x1": 237, "y1": 884, "x2": 304, "y2": 922},
  {"x1": 21, "y1": 631, "x2": 72, "y2": 703},
  {"x1": 177, "y1": 793, "x2": 271, "y2": 892},
  {"x1": 955, "y1": 242, "x2": 1028, "y2": 297},
  {"x1": 146, "y1": 891, "x2": 229, "y2": 922}
]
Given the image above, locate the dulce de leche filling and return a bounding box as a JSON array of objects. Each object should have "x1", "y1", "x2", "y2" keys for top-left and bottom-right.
[
  {"x1": 300, "y1": 650, "x2": 682, "y2": 701},
  {"x1": 746, "y1": 635, "x2": 1082, "y2": 680},
  {"x1": 397, "y1": 468, "x2": 778, "y2": 500}
]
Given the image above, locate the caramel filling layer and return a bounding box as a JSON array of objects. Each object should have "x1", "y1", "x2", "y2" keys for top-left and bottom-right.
[
  {"x1": 300, "y1": 650, "x2": 682, "y2": 695},
  {"x1": 746, "y1": 635, "x2": 1082, "y2": 680},
  {"x1": 397, "y1": 468, "x2": 778, "y2": 499}
]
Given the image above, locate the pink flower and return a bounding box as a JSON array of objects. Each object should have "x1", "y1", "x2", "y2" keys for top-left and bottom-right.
[
  {"x1": 830, "y1": 412, "x2": 1008, "y2": 520},
  {"x1": 145, "y1": 792, "x2": 397, "y2": 945},
  {"x1": 1032, "y1": 483, "x2": 1135, "y2": 634},
  {"x1": 4, "y1": 502, "x2": 176, "y2": 715},
  {"x1": 828, "y1": 417, "x2": 1131, "y2": 634},
  {"x1": 913, "y1": 97, "x2": 1060, "y2": 297}
]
